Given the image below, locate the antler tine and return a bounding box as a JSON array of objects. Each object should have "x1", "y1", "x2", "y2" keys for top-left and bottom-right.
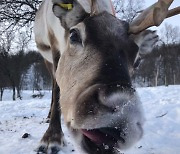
[
  {"x1": 167, "y1": 6, "x2": 180, "y2": 18},
  {"x1": 129, "y1": 0, "x2": 180, "y2": 34}
]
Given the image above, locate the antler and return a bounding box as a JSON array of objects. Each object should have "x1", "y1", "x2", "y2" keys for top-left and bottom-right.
[{"x1": 129, "y1": 0, "x2": 180, "y2": 34}]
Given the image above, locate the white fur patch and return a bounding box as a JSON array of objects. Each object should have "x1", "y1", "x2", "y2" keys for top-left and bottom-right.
[
  {"x1": 39, "y1": 49, "x2": 53, "y2": 63},
  {"x1": 77, "y1": 0, "x2": 114, "y2": 14},
  {"x1": 133, "y1": 30, "x2": 159, "y2": 68},
  {"x1": 139, "y1": 32, "x2": 159, "y2": 55}
]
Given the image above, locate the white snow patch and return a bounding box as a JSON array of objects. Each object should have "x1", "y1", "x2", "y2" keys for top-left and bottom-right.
[{"x1": 0, "y1": 86, "x2": 180, "y2": 154}]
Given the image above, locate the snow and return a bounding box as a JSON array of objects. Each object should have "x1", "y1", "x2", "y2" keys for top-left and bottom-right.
[
  {"x1": 0, "y1": 86, "x2": 180, "y2": 154},
  {"x1": 125, "y1": 86, "x2": 180, "y2": 154}
]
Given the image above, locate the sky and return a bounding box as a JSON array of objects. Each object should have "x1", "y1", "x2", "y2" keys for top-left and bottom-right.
[{"x1": 145, "y1": 0, "x2": 180, "y2": 29}]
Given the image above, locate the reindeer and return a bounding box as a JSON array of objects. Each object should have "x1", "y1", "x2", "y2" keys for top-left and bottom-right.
[{"x1": 34, "y1": 0, "x2": 179, "y2": 153}]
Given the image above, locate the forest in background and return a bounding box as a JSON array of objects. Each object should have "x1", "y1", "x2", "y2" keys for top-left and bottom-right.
[
  {"x1": 1, "y1": 37, "x2": 179, "y2": 101},
  {"x1": 0, "y1": 0, "x2": 180, "y2": 100},
  {"x1": 133, "y1": 44, "x2": 180, "y2": 87}
]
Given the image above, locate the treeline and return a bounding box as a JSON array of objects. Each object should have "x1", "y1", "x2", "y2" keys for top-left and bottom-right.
[
  {"x1": 133, "y1": 43, "x2": 180, "y2": 87},
  {"x1": 0, "y1": 48, "x2": 51, "y2": 101},
  {"x1": 0, "y1": 43, "x2": 180, "y2": 100}
]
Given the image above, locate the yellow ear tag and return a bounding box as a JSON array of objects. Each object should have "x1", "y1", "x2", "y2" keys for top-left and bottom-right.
[{"x1": 58, "y1": 3, "x2": 73, "y2": 10}]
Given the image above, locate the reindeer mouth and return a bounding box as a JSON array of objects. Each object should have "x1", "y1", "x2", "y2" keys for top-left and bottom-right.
[{"x1": 81, "y1": 128, "x2": 125, "y2": 152}]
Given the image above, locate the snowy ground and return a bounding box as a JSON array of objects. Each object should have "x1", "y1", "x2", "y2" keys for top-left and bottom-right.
[{"x1": 0, "y1": 86, "x2": 180, "y2": 154}]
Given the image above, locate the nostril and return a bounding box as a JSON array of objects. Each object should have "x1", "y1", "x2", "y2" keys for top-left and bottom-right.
[
  {"x1": 98, "y1": 90, "x2": 133, "y2": 109},
  {"x1": 98, "y1": 90, "x2": 118, "y2": 113}
]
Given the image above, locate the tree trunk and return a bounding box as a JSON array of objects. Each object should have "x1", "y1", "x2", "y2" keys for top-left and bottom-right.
[
  {"x1": 173, "y1": 73, "x2": 176, "y2": 85},
  {"x1": 17, "y1": 86, "x2": 22, "y2": 100},
  {"x1": 143, "y1": 77, "x2": 146, "y2": 86},
  {"x1": 165, "y1": 75, "x2": 168, "y2": 86},
  {"x1": 155, "y1": 68, "x2": 159, "y2": 87},
  {"x1": 12, "y1": 86, "x2": 16, "y2": 101},
  {"x1": 0, "y1": 88, "x2": 4, "y2": 101}
]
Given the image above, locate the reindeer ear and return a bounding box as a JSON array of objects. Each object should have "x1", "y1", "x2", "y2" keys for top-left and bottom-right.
[
  {"x1": 133, "y1": 30, "x2": 158, "y2": 56},
  {"x1": 52, "y1": 0, "x2": 89, "y2": 29},
  {"x1": 130, "y1": 30, "x2": 159, "y2": 69}
]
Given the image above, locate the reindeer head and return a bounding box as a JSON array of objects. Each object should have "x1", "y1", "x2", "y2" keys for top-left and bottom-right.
[{"x1": 52, "y1": 0, "x2": 179, "y2": 153}]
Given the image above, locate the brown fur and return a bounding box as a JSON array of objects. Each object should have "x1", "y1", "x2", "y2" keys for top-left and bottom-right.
[
  {"x1": 36, "y1": 29, "x2": 63, "y2": 152},
  {"x1": 37, "y1": 43, "x2": 51, "y2": 51},
  {"x1": 56, "y1": 40, "x2": 102, "y2": 124}
]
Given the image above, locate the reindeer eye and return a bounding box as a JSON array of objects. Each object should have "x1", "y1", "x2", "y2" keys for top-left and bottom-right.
[{"x1": 69, "y1": 29, "x2": 82, "y2": 44}]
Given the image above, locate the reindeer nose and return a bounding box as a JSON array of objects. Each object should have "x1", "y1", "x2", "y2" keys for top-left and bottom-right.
[{"x1": 98, "y1": 85, "x2": 136, "y2": 110}]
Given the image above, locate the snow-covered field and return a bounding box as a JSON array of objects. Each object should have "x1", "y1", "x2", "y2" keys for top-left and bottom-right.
[{"x1": 0, "y1": 86, "x2": 180, "y2": 154}]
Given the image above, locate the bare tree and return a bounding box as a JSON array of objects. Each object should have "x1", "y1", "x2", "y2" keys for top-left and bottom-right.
[
  {"x1": 0, "y1": 48, "x2": 10, "y2": 101},
  {"x1": 0, "y1": 0, "x2": 42, "y2": 45},
  {"x1": 16, "y1": 31, "x2": 30, "y2": 51},
  {"x1": 133, "y1": 44, "x2": 180, "y2": 87},
  {"x1": 160, "y1": 23, "x2": 180, "y2": 44},
  {"x1": 0, "y1": 0, "x2": 41, "y2": 33},
  {"x1": 0, "y1": 0, "x2": 145, "y2": 32},
  {"x1": 113, "y1": 0, "x2": 145, "y2": 22}
]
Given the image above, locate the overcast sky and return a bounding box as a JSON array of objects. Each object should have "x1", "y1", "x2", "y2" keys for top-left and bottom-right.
[{"x1": 145, "y1": 0, "x2": 180, "y2": 29}]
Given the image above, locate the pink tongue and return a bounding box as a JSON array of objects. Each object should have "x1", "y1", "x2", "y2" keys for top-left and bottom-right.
[{"x1": 81, "y1": 129, "x2": 109, "y2": 144}]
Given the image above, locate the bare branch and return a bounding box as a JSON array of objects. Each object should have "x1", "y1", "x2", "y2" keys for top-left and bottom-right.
[
  {"x1": 113, "y1": 0, "x2": 145, "y2": 23},
  {"x1": 156, "y1": 112, "x2": 168, "y2": 118},
  {"x1": 0, "y1": 0, "x2": 42, "y2": 34}
]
